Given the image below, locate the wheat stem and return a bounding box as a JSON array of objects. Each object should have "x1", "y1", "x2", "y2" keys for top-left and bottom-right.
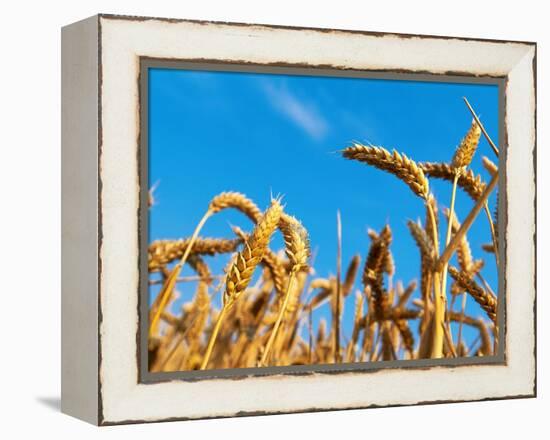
[
  {"x1": 308, "y1": 307, "x2": 314, "y2": 363},
  {"x1": 148, "y1": 274, "x2": 223, "y2": 285},
  {"x1": 484, "y1": 203, "x2": 499, "y2": 267},
  {"x1": 437, "y1": 173, "x2": 499, "y2": 271},
  {"x1": 334, "y1": 210, "x2": 343, "y2": 363},
  {"x1": 426, "y1": 200, "x2": 444, "y2": 358},
  {"x1": 260, "y1": 269, "x2": 298, "y2": 366},
  {"x1": 149, "y1": 211, "x2": 211, "y2": 336},
  {"x1": 200, "y1": 305, "x2": 228, "y2": 370},
  {"x1": 463, "y1": 97, "x2": 499, "y2": 157},
  {"x1": 456, "y1": 292, "x2": 467, "y2": 352},
  {"x1": 440, "y1": 173, "x2": 459, "y2": 323}
]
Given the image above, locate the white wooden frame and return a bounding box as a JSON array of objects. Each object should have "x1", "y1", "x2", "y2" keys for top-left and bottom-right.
[{"x1": 61, "y1": 14, "x2": 536, "y2": 425}]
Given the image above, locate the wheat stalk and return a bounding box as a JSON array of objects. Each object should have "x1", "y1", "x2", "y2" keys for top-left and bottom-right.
[
  {"x1": 408, "y1": 218, "x2": 435, "y2": 338},
  {"x1": 334, "y1": 210, "x2": 343, "y2": 362},
  {"x1": 261, "y1": 249, "x2": 288, "y2": 297},
  {"x1": 448, "y1": 311, "x2": 493, "y2": 356},
  {"x1": 148, "y1": 237, "x2": 242, "y2": 271},
  {"x1": 438, "y1": 172, "x2": 499, "y2": 271},
  {"x1": 440, "y1": 120, "x2": 481, "y2": 344},
  {"x1": 438, "y1": 120, "x2": 483, "y2": 355},
  {"x1": 446, "y1": 210, "x2": 477, "y2": 341},
  {"x1": 150, "y1": 192, "x2": 261, "y2": 336},
  {"x1": 420, "y1": 160, "x2": 498, "y2": 265},
  {"x1": 260, "y1": 213, "x2": 309, "y2": 366},
  {"x1": 346, "y1": 292, "x2": 364, "y2": 362},
  {"x1": 455, "y1": 287, "x2": 468, "y2": 353},
  {"x1": 186, "y1": 256, "x2": 212, "y2": 341},
  {"x1": 342, "y1": 142, "x2": 443, "y2": 357},
  {"x1": 407, "y1": 220, "x2": 435, "y2": 268},
  {"x1": 448, "y1": 266, "x2": 497, "y2": 323},
  {"x1": 451, "y1": 120, "x2": 481, "y2": 171},
  {"x1": 156, "y1": 256, "x2": 211, "y2": 371},
  {"x1": 209, "y1": 191, "x2": 263, "y2": 222},
  {"x1": 394, "y1": 318, "x2": 414, "y2": 355},
  {"x1": 446, "y1": 210, "x2": 474, "y2": 273},
  {"x1": 420, "y1": 198, "x2": 437, "y2": 333},
  {"x1": 482, "y1": 156, "x2": 498, "y2": 176},
  {"x1": 200, "y1": 199, "x2": 283, "y2": 369},
  {"x1": 368, "y1": 229, "x2": 395, "y2": 278},
  {"x1": 463, "y1": 97, "x2": 499, "y2": 157},
  {"x1": 396, "y1": 281, "x2": 417, "y2": 310},
  {"x1": 342, "y1": 255, "x2": 361, "y2": 297},
  {"x1": 420, "y1": 162, "x2": 485, "y2": 201},
  {"x1": 362, "y1": 225, "x2": 392, "y2": 320},
  {"x1": 231, "y1": 225, "x2": 287, "y2": 298},
  {"x1": 482, "y1": 243, "x2": 495, "y2": 253},
  {"x1": 306, "y1": 278, "x2": 335, "y2": 312},
  {"x1": 342, "y1": 144, "x2": 429, "y2": 199},
  {"x1": 419, "y1": 195, "x2": 444, "y2": 358}
]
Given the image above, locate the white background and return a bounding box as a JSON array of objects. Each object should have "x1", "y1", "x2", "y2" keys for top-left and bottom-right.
[{"x1": 0, "y1": 0, "x2": 545, "y2": 437}]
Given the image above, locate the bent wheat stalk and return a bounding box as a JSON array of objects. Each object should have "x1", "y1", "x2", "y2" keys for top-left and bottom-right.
[
  {"x1": 342, "y1": 144, "x2": 429, "y2": 199},
  {"x1": 148, "y1": 237, "x2": 242, "y2": 271},
  {"x1": 342, "y1": 144, "x2": 445, "y2": 357},
  {"x1": 201, "y1": 199, "x2": 282, "y2": 370},
  {"x1": 420, "y1": 161, "x2": 498, "y2": 269},
  {"x1": 149, "y1": 192, "x2": 261, "y2": 336},
  {"x1": 448, "y1": 266, "x2": 497, "y2": 324},
  {"x1": 260, "y1": 213, "x2": 309, "y2": 366},
  {"x1": 437, "y1": 172, "x2": 499, "y2": 271},
  {"x1": 440, "y1": 119, "x2": 481, "y2": 326}
]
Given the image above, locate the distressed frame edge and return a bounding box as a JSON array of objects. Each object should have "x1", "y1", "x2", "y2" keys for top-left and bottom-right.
[
  {"x1": 97, "y1": 12, "x2": 537, "y2": 46},
  {"x1": 89, "y1": 14, "x2": 536, "y2": 425}
]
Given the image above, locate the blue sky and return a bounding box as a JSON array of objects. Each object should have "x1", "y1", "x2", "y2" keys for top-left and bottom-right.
[{"x1": 148, "y1": 67, "x2": 499, "y2": 351}]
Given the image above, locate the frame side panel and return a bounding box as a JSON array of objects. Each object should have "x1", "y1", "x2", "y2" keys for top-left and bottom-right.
[{"x1": 61, "y1": 15, "x2": 100, "y2": 425}]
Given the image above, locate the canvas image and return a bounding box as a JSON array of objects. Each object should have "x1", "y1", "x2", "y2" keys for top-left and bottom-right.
[{"x1": 145, "y1": 66, "x2": 501, "y2": 373}]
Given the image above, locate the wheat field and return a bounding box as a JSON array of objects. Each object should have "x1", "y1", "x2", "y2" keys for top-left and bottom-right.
[{"x1": 147, "y1": 97, "x2": 500, "y2": 372}]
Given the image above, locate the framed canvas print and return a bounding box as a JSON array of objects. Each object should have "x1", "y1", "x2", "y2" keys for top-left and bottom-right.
[{"x1": 61, "y1": 14, "x2": 537, "y2": 425}]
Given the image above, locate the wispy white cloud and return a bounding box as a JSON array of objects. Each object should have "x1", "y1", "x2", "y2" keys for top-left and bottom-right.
[{"x1": 261, "y1": 82, "x2": 329, "y2": 141}]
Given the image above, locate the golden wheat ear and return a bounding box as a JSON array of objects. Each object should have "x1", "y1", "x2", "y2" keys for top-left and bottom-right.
[
  {"x1": 201, "y1": 199, "x2": 283, "y2": 370},
  {"x1": 421, "y1": 162, "x2": 486, "y2": 202},
  {"x1": 209, "y1": 191, "x2": 263, "y2": 223},
  {"x1": 451, "y1": 119, "x2": 482, "y2": 172},
  {"x1": 407, "y1": 220, "x2": 434, "y2": 268},
  {"x1": 448, "y1": 266, "x2": 497, "y2": 324},
  {"x1": 342, "y1": 144, "x2": 429, "y2": 199},
  {"x1": 224, "y1": 199, "x2": 283, "y2": 307},
  {"x1": 259, "y1": 213, "x2": 310, "y2": 366},
  {"x1": 148, "y1": 237, "x2": 242, "y2": 272},
  {"x1": 463, "y1": 96, "x2": 499, "y2": 157},
  {"x1": 230, "y1": 224, "x2": 287, "y2": 298},
  {"x1": 482, "y1": 156, "x2": 498, "y2": 176},
  {"x1": 362, "y1": 225, "x2": 392, "y2": 321}
]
